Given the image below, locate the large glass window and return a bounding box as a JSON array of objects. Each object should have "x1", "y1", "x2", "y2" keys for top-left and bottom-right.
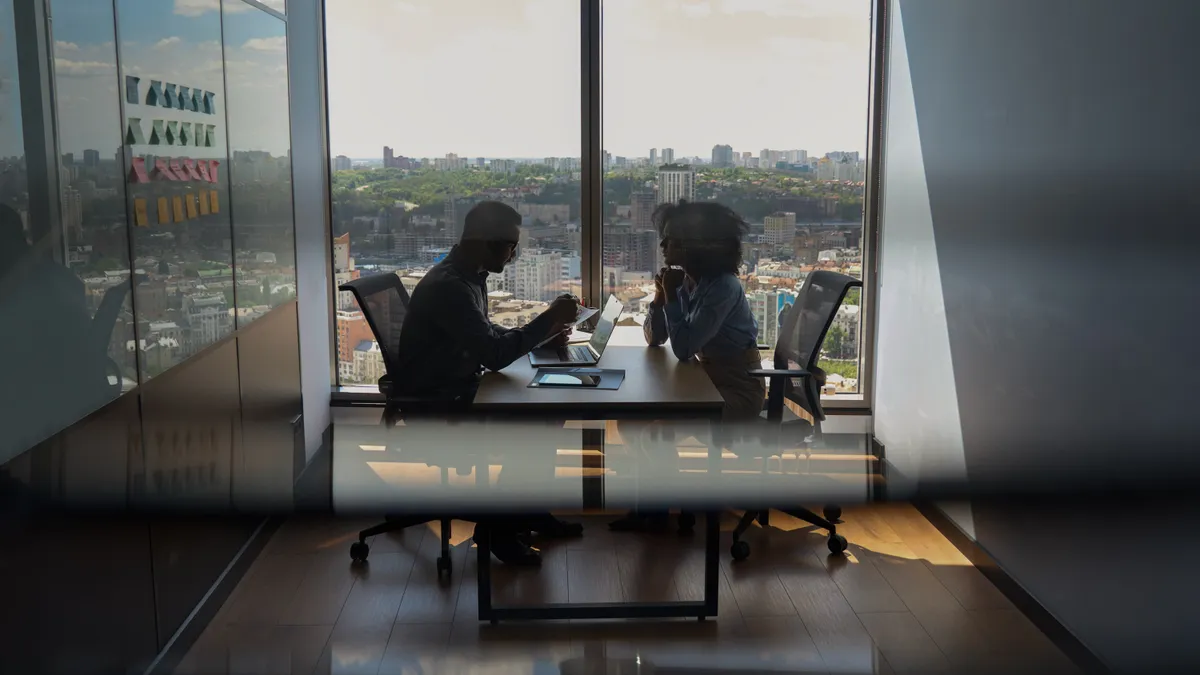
[
  {"x1": 325, "y1": 0, "x2": 582, "y2": 386},
  {"x1": 601, "y1": 0, "x2": 872, "y2": 397},
  {"x1": 117, "y1": 0, "x2": 236, "y2": 379},
  {"x1": 222, "y1": 0, "x2": 295, "y2": 327}
]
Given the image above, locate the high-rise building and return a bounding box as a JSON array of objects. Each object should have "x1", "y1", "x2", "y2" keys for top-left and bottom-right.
[
  {"x1": 661, "y1": 148, "x2": 675, "y2": 165},
  {"x1": 763, "y1": 212, "x2": 797, "y2": 244},
  {"x1": 83, "y1": 149, "x2": 100, "y2": 167},
  {"x1": 748, "y1": 289, "x2": 796, "y2": 349},
  {"x1": 649, "y1": 148, "x2": 657, "y2": 165},
  {"x1": 711, "y1": 144, "x2": 734, "y2": 168},
  {"x1": 444, "y1": 196, "x2": 462, "y2": 241},
  {"x1": 433, "y1": 153, "x2": 467, "y2": 171},
  {"x1": 630, "y1": 191, "x2": 656, "y2": 231},
  {"x1": 62, "y1": 187, "x2": 83, "y2": 241},
  {"x1": 333, "y1": 155, "x2": 352, "y2": 171},
  {"x1": 656, "y1": 165, "x2": 695, "y2": 205},
  {"x1": 603, "y1": 226, "x2": 659, "y2": 273},
  {"x1": 498, "y1": 250, "x2": 565, "y2": 303},
  {"x1": 382, "y1": 147, "x2": 416, "y2": 169}
]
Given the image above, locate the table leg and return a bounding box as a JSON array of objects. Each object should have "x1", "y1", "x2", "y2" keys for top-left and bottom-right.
[
  {"x1": 476, "y1": 527, "x2": 494, "y2": 623},
  {"x1": 703, "y1": 510, "x2": 720, "y2": 619}
]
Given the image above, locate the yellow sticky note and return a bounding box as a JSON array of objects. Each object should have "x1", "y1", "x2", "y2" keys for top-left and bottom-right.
[
  {"x1": 198, "y1": 189, "x2": 210, "y2": 215},
  {"x1": 133, "y1": 198, "x2": 149, "y2": 226},
  {"x1": 157, "y1": 197, "x2": 169, "y2": 224},
  {"x1": 208, "y1": 190, "x2": 219, "y2": 214},
  {"x1": 172, "y1": 195, "x2": 184, "y2": 222},
  {"x1": 185, "y1": 193, "x2": 198, "y2": 219}
]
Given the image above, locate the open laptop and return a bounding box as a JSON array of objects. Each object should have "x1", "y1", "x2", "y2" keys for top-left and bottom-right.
[{"x1": 529, "y1": 295, "x2": 623, "y2": 367}]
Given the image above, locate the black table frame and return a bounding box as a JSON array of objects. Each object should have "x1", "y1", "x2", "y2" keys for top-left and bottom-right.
[{"x1": 466, "y1": 403, "x2": 724, "y2": 624}]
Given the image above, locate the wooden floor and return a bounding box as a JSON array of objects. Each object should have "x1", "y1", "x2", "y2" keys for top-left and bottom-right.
[{"x1": 175, "y1": 503, "x2": 1080, "y2": 675}]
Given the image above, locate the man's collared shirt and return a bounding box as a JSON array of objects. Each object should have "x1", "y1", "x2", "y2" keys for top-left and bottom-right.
[{"x1": 393, "y1": 248, "x2": 555, "y2": 399}]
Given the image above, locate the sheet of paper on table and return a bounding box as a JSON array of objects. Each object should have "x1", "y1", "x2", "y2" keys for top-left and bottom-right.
[{"x1": 532, "y1": 306, "x2": 599, "y2": 349}]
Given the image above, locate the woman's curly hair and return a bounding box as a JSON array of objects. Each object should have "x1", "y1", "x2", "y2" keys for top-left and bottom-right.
[{"x1": 652, "y1": 199, "x2": 749, "y2": 278}]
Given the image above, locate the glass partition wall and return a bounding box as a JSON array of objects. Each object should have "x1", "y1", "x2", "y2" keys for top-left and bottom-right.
[
  {"x1": 325, "y1": 0, "x2": 884, "y2": 406},
  {"x1": 0, "y1": 0, "x2": 296, "y2": 464}
]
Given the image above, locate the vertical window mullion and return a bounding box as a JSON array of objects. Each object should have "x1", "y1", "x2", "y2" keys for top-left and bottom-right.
[{"x1": 580, "y1": 0, "x2": 602, "y2": 306}]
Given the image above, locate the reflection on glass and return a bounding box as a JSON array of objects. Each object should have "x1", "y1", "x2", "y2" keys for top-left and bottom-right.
[
  {"x1": 0, "y1": 0, "x2": 140, "y2": 464},
  {"x1": 324, "y1": 0, "x2": 582, "y2": 386},
  {"x1": 117, "y1": 0, "x2": 235, "y2": 379},
  {"x1": 601, "y1": 0, "x2": 871, "y2": 396},
  {"x1": 222, "y1": 2, "x2": 295, "y2": 328},
  {"x1": 49, "y1": 0, "x2": 138, "y2": 391}
]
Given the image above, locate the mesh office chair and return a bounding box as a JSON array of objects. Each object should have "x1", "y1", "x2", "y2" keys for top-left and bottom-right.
[
  {"x1": 338, "y1": 273, "x2": 457, "y2": 579},
  {"x1": 731, "y1": 269, "x2": 863, "y2": 560}
]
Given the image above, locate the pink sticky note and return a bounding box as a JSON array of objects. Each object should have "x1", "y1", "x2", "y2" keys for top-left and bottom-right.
[
  {"x1": 153, "y1": 158, "x2": 180, "y2": 181},
  {"x1": 129, "y1": 157, "x2": 150, "y2": 183},
  {"x1": 181, "y1": 158, "x2": 203, "y2": 181}
]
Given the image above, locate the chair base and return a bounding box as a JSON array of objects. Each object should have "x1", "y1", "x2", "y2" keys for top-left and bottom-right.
[
  {"x1": 350, "y1": 515, "x2": 454, "y2": 581},
  {"x1": 730, "y1": 505, "x2": 847, "y2": 560}
]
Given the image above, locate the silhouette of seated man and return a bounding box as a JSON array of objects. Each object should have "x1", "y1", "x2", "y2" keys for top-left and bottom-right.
[{"x1": 394, "y1": 200, "x2": 584, "y2": 566}]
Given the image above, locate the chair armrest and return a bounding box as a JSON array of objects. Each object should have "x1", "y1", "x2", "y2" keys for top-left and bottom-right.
[{"x1": 748, "y1": 368, "x2": 810, "y2": 378}]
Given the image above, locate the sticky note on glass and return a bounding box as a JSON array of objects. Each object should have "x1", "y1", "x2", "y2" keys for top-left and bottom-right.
[
  {"x1": 198, "y1": 190, "x2": 210, "y2": 215},
  {"x1": 185, "y1": 193, "x2": 198, "y2": 219},
  {"x1": 208, "y1": 190, "x2": 219, "y2": 213},
  {"x1": 157, "y1": 197, "x2": 169, "y2": 223},
  {"x1": 172, "y1": 195, "x2": 185, "y2": 222},
  {"x1": 134, "y1": 198, "x2": 149, "y2": 226},
  {"x1": 129, "y1": 156, "x2": 150, "y2": 183}
]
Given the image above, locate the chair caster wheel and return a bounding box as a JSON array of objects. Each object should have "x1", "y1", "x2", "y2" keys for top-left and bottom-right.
[
  {"x1": 823, "y1": 505, "x2": 842, "y2": 523},
  {"x1": 731, "y1": 540, "x2": 751, "y2": 561},
  {"x1": 350, "y1": 541, "x2": 369, "y2": 562},
  {"x1": 678, "y1": 512, "x2": 696, "y2": 534},
  {"x1": 827, "y1": 534, "x2": 848, "y2": 554},
  {"x1": 437, "y1": 556, "x2": 451, "y2": 579}
]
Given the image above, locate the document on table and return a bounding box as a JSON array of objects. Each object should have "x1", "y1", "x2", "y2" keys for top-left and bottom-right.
[{"x1": 533, "y1": 306, "x2": 599, "y2": 349}]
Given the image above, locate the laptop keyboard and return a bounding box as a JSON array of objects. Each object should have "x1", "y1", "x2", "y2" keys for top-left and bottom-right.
[{"x1": 559, "y1": 345, "x2": 592, "y2": 361}]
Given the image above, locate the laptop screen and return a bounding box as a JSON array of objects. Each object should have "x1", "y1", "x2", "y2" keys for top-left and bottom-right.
[{"x1": 588, "y1": 296, "x2": 623, "y2": 354}]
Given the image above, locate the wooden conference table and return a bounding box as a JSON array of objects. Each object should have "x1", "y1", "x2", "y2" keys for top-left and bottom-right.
[
  {"x1": 333, "y1": 327, "x2": 869, "y2": 623},
  {"x1": 472, "y1": 326, "x2": 725, "y2": 622}
]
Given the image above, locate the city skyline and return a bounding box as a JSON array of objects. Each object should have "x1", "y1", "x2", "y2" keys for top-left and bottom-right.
[
  {"x1": 336, "y1": 145, "x2": 865, "y2": 164},
  {"x1": 326, "y1": 0, "x2": 871, "y2": 159}
]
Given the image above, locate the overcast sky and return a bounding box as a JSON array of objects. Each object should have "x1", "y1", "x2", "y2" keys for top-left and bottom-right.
[
  {"x1": 0, "y1": 0, "x2": 872, "y2": 163},
  {"x1": 326, "y1": 0, "x2": 872, "y2": 160}
]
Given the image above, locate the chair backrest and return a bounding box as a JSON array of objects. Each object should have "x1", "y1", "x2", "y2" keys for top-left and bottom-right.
[
  {"x1": 338, "y1": 273, "x2": 411, "y2": 377},
  {"x1": 773, "y1": 270, "x2": 862, "y2": 421}
]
